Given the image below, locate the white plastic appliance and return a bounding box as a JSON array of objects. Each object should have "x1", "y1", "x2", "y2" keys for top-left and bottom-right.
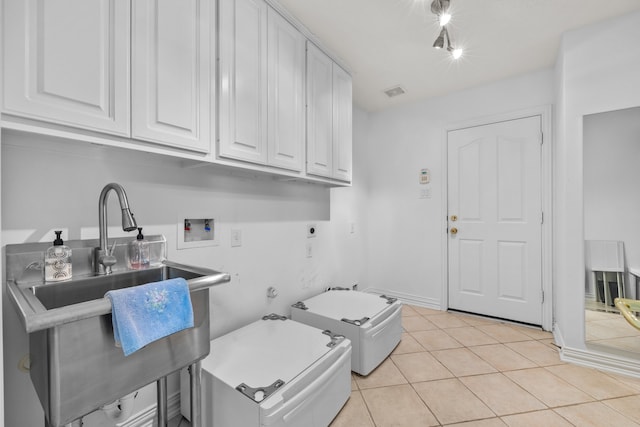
[
  {"x1": 291, "y1": 290, "x2": 402, "y2": 375},
  {"x1": 181, "y1": 315, "x2": 352, "y2": 427}
]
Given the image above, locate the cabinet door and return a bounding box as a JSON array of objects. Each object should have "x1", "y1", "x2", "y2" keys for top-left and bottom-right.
[
  {"x1": 132, "y1": 0, "x2": 211, "y2": 152},
  {"x1": 332, "y1": 64, "x2": 353, "y2": 182},
  {"x1": 267, "y1": 8, "x2": 305, "y2": 171},
  {"x1": 306, "y1": 42, "x2": 334, "y2": 178},
  {"x1": 3, "y1": 0, "x2": 129, "y2": 136},
  {"x1": 219, "y1": 0, "x2": 268, "y2": 164}
]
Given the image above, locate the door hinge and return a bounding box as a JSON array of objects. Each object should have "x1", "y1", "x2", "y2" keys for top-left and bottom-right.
[
  {"x1": 540, "y1": 132, "x2": 544, "y2": 145},
  {"x1": 541, "y1": 212, "x2": 544, "y2": 224},
  {"x1": 541, "y1": 290, "x2": 545, "y2": 303}
]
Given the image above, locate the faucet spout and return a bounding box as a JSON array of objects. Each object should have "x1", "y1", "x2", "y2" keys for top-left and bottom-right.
[{"x1": 95, "y1": 183, "x2": 138, "y2": 275}]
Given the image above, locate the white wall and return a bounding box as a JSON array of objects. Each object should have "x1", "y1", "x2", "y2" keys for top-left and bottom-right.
[
  {"x1": 1, "y1": 107, "x2": 368, "y2": 426},
  {"x1": 362, "y1": 69, "x2": 555, "y2": 307},
  {"x1": 584, "y1": 107, "x2": 640, "y2": 298},
  {"x1": 553, "y1": 10, "x2": 640, "y2": 355}
]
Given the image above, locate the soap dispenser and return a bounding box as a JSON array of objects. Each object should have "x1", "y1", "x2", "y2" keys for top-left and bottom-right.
[
  {"x1": 45, "y1": 231, "x2": 72, "y2": 282},
  {"x1": 129, "y1": 227, "x2": 150, "y2": 269}
]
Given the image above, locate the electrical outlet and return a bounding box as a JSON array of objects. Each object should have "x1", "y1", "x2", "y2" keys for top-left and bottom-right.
[
  {"x1": 231, "y1": 229, "x2": 242, "y2": 247},
  {"x1": 306, "y1": 242, "x2": 313, "y2": 258}
]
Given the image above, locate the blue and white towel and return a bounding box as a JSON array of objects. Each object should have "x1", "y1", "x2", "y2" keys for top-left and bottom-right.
[{"x1": 106, "y1": 277, "x2": 194, "y2": 356}]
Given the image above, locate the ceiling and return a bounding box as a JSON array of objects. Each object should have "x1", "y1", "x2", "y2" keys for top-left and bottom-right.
[{"x1": 276, "y1": 0, "x2": 640, "y2": 112}]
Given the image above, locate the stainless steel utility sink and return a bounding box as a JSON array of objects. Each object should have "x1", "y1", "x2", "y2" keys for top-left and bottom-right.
[
  {"x1": 33, "y1": 264, "x2": 211, "y2": 310},
  {"x1": 5, "y1": 237, "x2": 230, "y2": 427}
]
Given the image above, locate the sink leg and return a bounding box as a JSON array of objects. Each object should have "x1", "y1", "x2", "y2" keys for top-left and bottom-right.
[
  {"x1": 157, "y1": 376, "x2": 168, "y2": 427},
  {"x1": 189, "y1": 361, "x2": 202, "y2": 427},
  {"x1": 46, "y1": 417, "x2": 82, "y2": 427}
]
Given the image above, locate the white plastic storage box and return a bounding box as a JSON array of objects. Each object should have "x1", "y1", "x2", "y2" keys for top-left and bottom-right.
[
  {"x1": 291, "y1": 290, "x2": 402, "y2": 375},
  {"x1": 181, "y1": 314, "x2": 352, "y2": 427}
]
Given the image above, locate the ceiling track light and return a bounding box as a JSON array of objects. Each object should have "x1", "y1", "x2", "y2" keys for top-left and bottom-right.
[
  {"x1": 433, "y1": 27, "x2": 447, "y2": 49},
  {"x1": 430, "y1": 0, "x2": 463, "y2": 59},
  {"x1": 430, "y1": 0, "x2": 451, "y2": 26}
]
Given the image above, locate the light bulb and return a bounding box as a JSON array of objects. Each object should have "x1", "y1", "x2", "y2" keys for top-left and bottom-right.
[
  {"x1": 439, "y1": 13, "x2": 451, "y2": 26},
  {"x1": 450, "y1": 47, "x2": 463, "y2": 59}
]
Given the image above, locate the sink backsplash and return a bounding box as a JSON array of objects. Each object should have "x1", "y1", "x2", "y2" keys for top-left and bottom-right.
[{"x1": 5, "y1": 235, "x2": 167, "y2": 285}]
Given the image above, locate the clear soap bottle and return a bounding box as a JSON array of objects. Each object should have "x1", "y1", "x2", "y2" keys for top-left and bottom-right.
[
  {"x1": 45, "y1": 231, "x2": 72, "y2": 282},
  {"x1": 129, "y1": 227, "x2": 150, "y2": 269}
]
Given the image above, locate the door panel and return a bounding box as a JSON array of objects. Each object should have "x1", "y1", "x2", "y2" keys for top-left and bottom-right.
[
  {"x1": 267, "y1": 7, "x2": 305, "y2": 171},
  {"x1": 448, "y1": 116, "x2": 542, "y2": 325},
  {"x1": 3, "y1": 0, "x2": 129, "y2": 135},
  {"x1": 132, "y1": 0, "x2": 211, "y2": 151},
  {"x1": 306, "y1": 42, "x2": 334, "y2": 178},
  {"x1": 332, "y1": 64, "x2": 353, "y2": 181},
  {"x1": 218, "y1": 0, "x2": 268, "y2": 163},
  {"x1": 458, "y1": 239, "x2": 484, "y2": 295}
]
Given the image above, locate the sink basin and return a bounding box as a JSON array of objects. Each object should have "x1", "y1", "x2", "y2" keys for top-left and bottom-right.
[
  {"x1": 5, "y1": 237, "x2": 230, "y2": 427},
  {"x1": 33, "y1": 264, "x2": 208, "y2": 310}
]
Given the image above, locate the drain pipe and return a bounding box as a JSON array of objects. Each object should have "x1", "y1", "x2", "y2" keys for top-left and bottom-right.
[{"x1": 101, "y1": 392, "x2": 137, "y2": 424}]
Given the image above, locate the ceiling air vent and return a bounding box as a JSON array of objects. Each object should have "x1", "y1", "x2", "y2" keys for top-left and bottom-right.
[{"x1": 383, "y1": 86, "x2": 406, "y2": 98}]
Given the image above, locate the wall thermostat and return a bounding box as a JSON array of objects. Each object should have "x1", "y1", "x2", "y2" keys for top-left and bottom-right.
[
  {"x1": 420, "y1": 169, "x2": 430, "y2": 184},
  {"x1": 307, "y1": 224, "x2": 316, "y2": 238}
]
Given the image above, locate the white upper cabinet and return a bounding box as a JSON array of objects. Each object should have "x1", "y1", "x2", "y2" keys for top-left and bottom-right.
[
  {"x1": 3, "y1": 0, "x2": 130, "y2": 136},
  {"x1": 306, "y1": 43, "x2": 334, "y2": 178},
  {"x1": 219, "y1": 0, "x2": 305, "y2": 172},
  {"x1": 3, "y1": 0, "x2": 350, "y2": 183},
  {"x1": 219, "y1": 0, "x2": 268, "y2": 164},
  {"x1": 306, "y1": 42, "x2": 353, "y2": 182},
  {"x1": 267, "y1": 8, "x2": 305, "y2": 171},
  {"x1": 131, "y1": 0, "x2": 211, "y2": 152},
  {"x1": 332, "y1": 65, "x2": 353, "y2": 182},
  {"x1": 3, "y1": 0, "x2": 212, "y2": 153}
]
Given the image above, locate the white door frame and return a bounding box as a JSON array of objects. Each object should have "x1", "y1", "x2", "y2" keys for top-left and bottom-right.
[{"x1": 440, "y1": 105, "x2": 553, "y2": 331}]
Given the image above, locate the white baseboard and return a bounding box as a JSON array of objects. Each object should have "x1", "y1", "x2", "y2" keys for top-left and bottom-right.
[
  {"x1": 561, "y1": 345, "x2": 640, "y2": 378},
  {"x1": 120, "y1": 391, "x2": 181, "y2": 427},
  {"x1": 363, "y1": 288, "x2": 443, "y2": 311}
]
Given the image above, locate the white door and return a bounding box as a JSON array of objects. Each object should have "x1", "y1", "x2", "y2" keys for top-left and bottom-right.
[
  {"x1": 218, "y1": 0, "x2": 268, "y2": 164},
  {"x1": 306, "y1": 42, "x2": 334, "y2": 178},
  {"x1": 332, "y1": 64, "x2": 353, "y2": 182},
  {"x1": 3, "y1": 0, "x2": 130, "y2": 136},
  {"x1": 267, "y1": 7, "x2": 305, "y2": 171},
  {"x1": 132, "y1": 0, "x2": 211, "y2": 152},
  {"x1": 447, "y1": 116, "x2": 543, "y2": 325}
]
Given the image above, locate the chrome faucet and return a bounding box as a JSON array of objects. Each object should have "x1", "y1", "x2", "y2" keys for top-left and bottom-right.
[{"x1": 94, "y1": 183, "x2": 138, "y2": 275}]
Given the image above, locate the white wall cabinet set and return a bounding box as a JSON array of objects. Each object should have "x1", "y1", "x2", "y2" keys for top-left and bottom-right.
[
  {"x1": 306, "y1": 43, "x2": 353, "y2": 182},
  {"x1": 2, "y1": 0, "x2": 352, "y2": 185}
]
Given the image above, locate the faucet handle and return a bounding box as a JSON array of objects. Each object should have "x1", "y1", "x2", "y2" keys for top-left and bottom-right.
[
  {"x1": 98, "y1": 241, "x2": 118, "y2": 274},
  {"x1": 107, "y1": 240, "x2": 117, "y2": 256}
]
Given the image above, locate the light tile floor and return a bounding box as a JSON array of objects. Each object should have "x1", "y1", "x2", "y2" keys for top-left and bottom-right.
[
  {"x1": 585, "y1": 307, "x2": 640, "y2": 352},
  {"x1": 330, "y1": 305, "x2": 640, "y2": 427},
  {"x1": 176, "y1": 304, "x2": 640, "y2": 427}
]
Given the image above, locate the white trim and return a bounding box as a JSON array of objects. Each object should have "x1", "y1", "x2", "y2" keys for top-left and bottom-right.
[
  {"x1": 440, "y1": 123, "x2": 450, "y2": 315},
  {"x1": 364, "y1": 288, "x2": 444, "y2": 311},
  {"x1": 0, "y1": 0, "x2": 5, "y2": 418},
  {"x1": 441, "y1": 105, "x2": 554, "y2": 331},
  {"x1": 119, "y1": 391, "x2": 181, "y2": 427},
  {"x1": 552, "y1": 322, "x2": 565, "y2": 349},
  {"x1": 561, "y1": 346, "x2": 640, "y2": 378}
]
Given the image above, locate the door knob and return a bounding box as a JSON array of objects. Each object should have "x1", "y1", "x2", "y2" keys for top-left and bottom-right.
[
  {"x1": 450, "y1": 215, "x2": 458, "y2": 222},
  {"x1": 450, "y1": 227, "x2": 458, "y2": 235}
]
